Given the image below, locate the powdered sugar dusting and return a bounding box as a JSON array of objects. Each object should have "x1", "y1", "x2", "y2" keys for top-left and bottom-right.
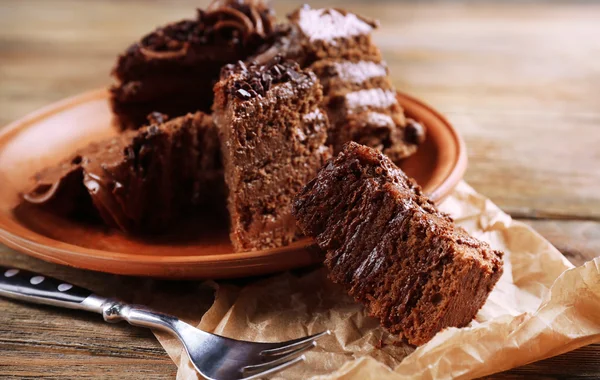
[
  {"x1": 334, "y1": 61, "x2": 387, "y2": 83},
  {"x1": 345, "y1": 89, "x2": 397, "y2": 112},
  {"x1": 303, "y1": 109, "x2": 327, "y2": 134},
  {"x1": 297, "y1": 7, "x2": 375, "y2": 42},
  {"x1": 365, "y1": 112, "x2": 394, "y2": 127},
  {"x1": 303, "y1": 109, "x2": 325, "y2": 122}
]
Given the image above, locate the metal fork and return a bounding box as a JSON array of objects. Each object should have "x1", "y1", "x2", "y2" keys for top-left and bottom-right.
[{"x1": 0, "y1": 266, "x2": 329, "y2": 379}]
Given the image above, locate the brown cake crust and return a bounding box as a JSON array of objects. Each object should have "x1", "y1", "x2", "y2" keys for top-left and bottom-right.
[
  {"x1": 24, "y1": 112, "x2": 222, "y2": 233},
  {"x1": 110, "y1": 0, "x2": 276, "y2": 130},
  {"x1": 293, "y1": 142, "x2": 503, "y2": 345},
  {"x1": 213, "y1": 57, "x2": 331, "y2": 251}
]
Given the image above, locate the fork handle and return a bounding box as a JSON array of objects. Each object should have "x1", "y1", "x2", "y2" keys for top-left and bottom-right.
[
  {"x1": 0, "y1": 266, "x2": 108, "y2": 313},
  {"x1": 0, "y1": 266, "x2": 182, "y2": 333}
]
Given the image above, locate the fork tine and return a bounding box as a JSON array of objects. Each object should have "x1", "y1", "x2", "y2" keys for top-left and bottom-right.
[
  {"x1": 241, "y1": 354, "x2": 306, "y2": 380},
  {"x1": 244, "y1": 342, "x2": 316, "y2": 374},
  {"x1": 260, "y1": 330, "x2": 330, "y2": 356}
]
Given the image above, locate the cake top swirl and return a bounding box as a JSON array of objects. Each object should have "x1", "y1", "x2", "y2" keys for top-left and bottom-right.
[{"x1": 134, "y1": 0, "x2": 274, "y2": 59}]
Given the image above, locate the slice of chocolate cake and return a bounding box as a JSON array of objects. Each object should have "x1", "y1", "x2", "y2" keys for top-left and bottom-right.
[
  {"x1": 280, "y1": 6, "x2": 424, "y2": 163},
  {"x1": 286, "y1": 6, "x2": 381, "y2": 66},
  {"x1": 293, "y1": 142, "x2": 503, "y2": 345},
  {"x1": 110, "y1": 0, "x2": 276, "y2": 130},
  {"x1": 24, "y1": 113, "x2": 222, "y2": 233},
  {"x1": 213, "y1": 57, "x2": 331, "y2": 252}
]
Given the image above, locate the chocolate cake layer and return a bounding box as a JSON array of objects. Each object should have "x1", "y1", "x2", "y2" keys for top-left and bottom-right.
[
  {"x1": 213, "y1": 57, "x2": 331, "y2": 252},
  {"x1": 283, "y1": 5, "x2": 423, "y2": 163},
  {"x1": 110, "y1": 0, "x2": 276, "y2": 130},
  {"x1": 309, "y1": 59, "x2": 392, "y2": 99},
  {"x1": 293, "y1": 142, "x2": 503, "y2": 345},
  {"x1": 24, "y1": 113, "x2": 223, "y2": 233}
]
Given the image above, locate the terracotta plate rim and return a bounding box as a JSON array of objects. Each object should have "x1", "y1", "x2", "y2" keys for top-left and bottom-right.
[
  {"x1": 0, "y1": 89, "x2": 467, "y2": 267},
  {"x1": 396, "y1": 92, "x2": 467, "y2": 202}
]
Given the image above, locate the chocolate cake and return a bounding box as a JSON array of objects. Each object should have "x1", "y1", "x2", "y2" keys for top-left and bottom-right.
[
  {"x1": 110, "y1": 0, "x2": 276, "y2": 130},
  {"x1": 24, "y1": 112, "x2": 222, "y2": 233},
  {"x1": 213, "y1": 57, "x2": 331, "y2": 252},
  {"x1": 286, "y1": 6, "x2": 382, "y2": 66},
  {"x1": 293, "y1": 142, "x2": 503, "y2": 345},
  {"x1": 279, "y1": 6, "x2": 424, "y2": 163}
]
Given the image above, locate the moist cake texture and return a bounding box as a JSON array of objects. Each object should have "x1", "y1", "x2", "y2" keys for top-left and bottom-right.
[
  {"x1": 213, "y1": 57, "x2": 331, "y2": 252},
  {"x1": 293, "y1": 142, "x2": 503, "y2": 345},
  {"x1": 24, "y1": 112, "x2": 222, "y2": 233},
  {"x1": 110, "y1": 0, "x2": 275, "y2": 130},
  {"x1": 283, "y1": 5, "x2": 424, "y2": 163}
]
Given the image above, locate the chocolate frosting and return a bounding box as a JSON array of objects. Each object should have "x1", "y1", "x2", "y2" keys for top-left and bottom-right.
[
  {"x1": 110, "y1": 0, "x2": 279, "y2": 130},
  {"x1": 23, "y1": 112, "x2": 223, "y2": 233},
  {"x1": 137, "y1": 0, "x2": 275, "y2": 60},
  {"x1": 23, "y1": 133, "x2": 134, "y2": 221},
  {"x1": 80, "y1": 134, "x2": 134, "y2": 231}
]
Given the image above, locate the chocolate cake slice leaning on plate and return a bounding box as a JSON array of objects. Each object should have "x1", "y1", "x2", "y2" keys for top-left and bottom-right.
[
  {"x1": 293, "y1": 142, "x2": 503, "y2": 346},
  {"x1": 261, "y1": 5, "x2": 425, "y2": 163},
  {"x1": 213, "y1": 57, "x2": 331, "y2": 252},
  {"x1": 23, "y1": 112, "x2": 222, "y2": 233},
  {"x1": 110, "y1": 0, "x2": 276, "y2": 130}
]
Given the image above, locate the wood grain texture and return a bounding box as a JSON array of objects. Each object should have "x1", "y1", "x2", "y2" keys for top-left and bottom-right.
[{"x1": 1, "y1": 0, "x2": 599, "y2": 379}]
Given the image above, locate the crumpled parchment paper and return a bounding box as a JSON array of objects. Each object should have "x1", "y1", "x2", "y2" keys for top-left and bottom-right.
[{"x1": 154, "y1": 181, "x2": 600, "y2": 379}]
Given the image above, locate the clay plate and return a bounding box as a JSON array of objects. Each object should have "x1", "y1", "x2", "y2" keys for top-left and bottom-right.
[{"x1": 0, "y1": 89, "x2": 467, "y2": 278}]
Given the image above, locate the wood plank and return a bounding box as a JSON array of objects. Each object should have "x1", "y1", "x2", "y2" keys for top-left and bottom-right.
[
  {"x1": 0, "y1": 0, "x2": 599, "y2": 379},
  {"x1": 484, "y1": 343, "x2": 600, "y2": 379},
  {"x1": 521, "y1": 219, "x2": 600, "y2": 267},
  {"x1": 0, "y1": 248, "x2": 207, "y2": 379}
]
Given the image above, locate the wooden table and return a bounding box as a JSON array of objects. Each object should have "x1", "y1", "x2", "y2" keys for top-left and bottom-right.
[{"x1": 1, "y1": 1, "x2": 599, "y2": 378}]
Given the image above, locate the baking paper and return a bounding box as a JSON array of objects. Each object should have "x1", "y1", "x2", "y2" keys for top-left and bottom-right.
[{"x1": 153, "y1": 182, "x2": 600, "y2": 379}]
